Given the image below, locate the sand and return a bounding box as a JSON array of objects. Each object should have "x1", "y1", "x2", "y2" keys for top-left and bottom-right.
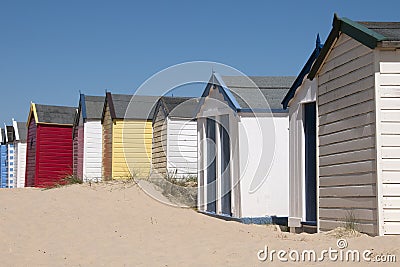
[{"x1": 0, "y1": 182, "x2": 398, "y2": 266}]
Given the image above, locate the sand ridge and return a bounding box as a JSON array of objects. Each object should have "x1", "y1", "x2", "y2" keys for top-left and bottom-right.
[{"x1": 0, "y1": 182, "x2": 398, "y2": 266}]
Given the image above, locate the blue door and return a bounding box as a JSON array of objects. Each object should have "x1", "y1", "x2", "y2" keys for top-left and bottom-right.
[
  {"x1": 220, "y1": 115, "x2": 231, "y2": 216},
  {"x1": 206, "y1": 118, "x2": 216, "y2": 213},
  {"x1": 304, "y1": 102, "x2": 317, "y2": 222}
]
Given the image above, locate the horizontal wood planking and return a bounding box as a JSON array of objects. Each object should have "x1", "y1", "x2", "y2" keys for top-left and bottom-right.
[
  {"x1": 382, "y1": 222, "x2": 400, "y2": 235},
  {"x1": 380, "y1": 62, "x2": 400, "y2": 74},
  {"x1": 382, "y1": 184, "x2": 400, "y2": 196},
  {"x1": 319, "y1": 112, "x2": 375, "y2": 136},
  {"x1": 381, "y1": 135, "x2": 400, "y2": 146},
  {"x1": 317, "y1": 34, "x2": 377, "y2": 233},
  {"x1": 319, "y1": 100, "x2": 375, "y2": 126},
  {"x1": 319, "y1": 136, "x2": 375, "y2": 156},
  {"x1": 319, "y1": 76, "x2": 374, "y2": 106},
  {"x1": 381, "y1": 110, "x2": 400, "y2": 122},
  {"x1": 320, "y1": 172, "x2": 376, "y2": 187},
  {"x1": 319, "y1": 219, "x2": 377, "y2": 235},
  {"x1": 319, "y1": 197, "x2": 377, "y2": 209},
  {"x1": 319, "y1": 208, "x2": 377, "y2": 221},
  {"x1": 383, "y1": 210, "x2": 400, "y2": 221},
  {"x1": 382, "y1": 171, "x2": 400, "y2": 183},
  {"x1": 319, "y1": 124, "x2": 375, "y2": 146},
  {"x1": 320, "y1": 185, "x2": 376, "y2": 197},
  {"x1": 382, "y1": 197, "x2": 400, "y2": 208},
  {"x1": 319, "y1": 148, "x2": 375, "y2": 167}
]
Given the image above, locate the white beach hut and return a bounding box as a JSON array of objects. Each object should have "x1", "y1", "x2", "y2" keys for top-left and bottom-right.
[
  {"x1": 73, "y1": 94, "x2": 104, "y2": 182},
  {"x1": 12, "y1": 119, "x2": 27, "y2": 188},
  {"x1": 305, "y1": 14, "x2": 400, "y2": 235},
  {"x1": 196, "y1": 74, "x2": 294, "y2": 220},
  {"x1": 152, "y1": 96, "x2": 199, "y2": 179},
  {"x1": 281, "y1": 36, "x2": 322, "y2": 231}
]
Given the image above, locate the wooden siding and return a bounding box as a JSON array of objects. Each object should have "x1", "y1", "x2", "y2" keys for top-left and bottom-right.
[
  {"x1": 151, "y1": 106, "x2": 168, "y2": 176},
  {"x1": 377, "y1": 50, "x2": 400, "y2": 235},
  {"x1": 167, "y1": 118, "x2": 197, "y2": 177},
  {"x1": 73, "y1": 114, "x2": 84, "y2": 179},
  {"x1": 317, "y1": 33, "x2": 378, "y2": 235},
  {"x1": 83, "y1": 120, "x2": 102, "y2": 182},
  {"x1": 73, "y1": 126, "x2": 79, "y2": 178},
  {"x1": 112, "y1": 120, "x2": 153, "y2": 179},
  {"x1": 15, "y1": 142, "x2": 26, "y2": 188},
  {"x1": 35, "y1": 125, "x2": 73, "y2": 187},
  {"x1": 102, "y1": 103, "x2": 113, "y2": 180},
  {"x1": 25, "y1": 118, "x2": 37, "y2": 187}
]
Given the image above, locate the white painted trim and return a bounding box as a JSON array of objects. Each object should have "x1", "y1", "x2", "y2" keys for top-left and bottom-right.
[
  {"x1": 374, "y1": 49, "x2": 384, "y2": 236},
  {"x1": 216, "y1": 117, "x2": 222, "y2": 214},
  {"x1": 316, "y1": 76, "x2": 321, "y2": 233}
]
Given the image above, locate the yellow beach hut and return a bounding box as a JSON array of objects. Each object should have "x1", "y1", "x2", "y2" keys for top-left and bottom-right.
[{"x1": 102, "y1": 93, "x2": 159, "y2": 180}]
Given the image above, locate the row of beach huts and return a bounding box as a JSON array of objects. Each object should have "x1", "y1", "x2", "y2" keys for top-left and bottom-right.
[{"x1": 1, "y1": 15, "x2": 400, "y2": 236}]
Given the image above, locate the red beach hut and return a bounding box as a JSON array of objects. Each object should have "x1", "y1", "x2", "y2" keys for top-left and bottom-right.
[{"x1": 25, "y1": 103, "x2": 77, "y2": 187}]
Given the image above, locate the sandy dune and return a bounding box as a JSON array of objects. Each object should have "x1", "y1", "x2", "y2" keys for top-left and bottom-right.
[{"x1": 0, "y1": 182, "x2": 398, "y2": 266}]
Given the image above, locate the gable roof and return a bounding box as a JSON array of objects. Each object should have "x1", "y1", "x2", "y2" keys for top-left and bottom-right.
[
  {"x1": 217, "y1": 75, "x2": 295, "y2": 111},
  {"x1": 154, "y1": 96, "x2": 199, "y2": 120},
  {"x1": 6, "y1": 125, "x2": 15, "y2": 143},
  {"x1": 281, "y1": 35, "x2": 323, "y2": 109},
  {"x1": 13, "y1": 120, "x2": 27, "y2": 142},
  {"x1": 81, "y1": 95, "x2": 105, "y2": 120},
  {"x1": 104, "y1": 93, "x2": 159, "y2": 121},
  {"x1": 309, "y1": 14, "x2": 400, "y2": 79},
  {"x1": 0, "y1": 128, "x2": 4, "y2": 144},
  {"x1": 27, "y1": 103, "x2": 76, "y2": 126}
]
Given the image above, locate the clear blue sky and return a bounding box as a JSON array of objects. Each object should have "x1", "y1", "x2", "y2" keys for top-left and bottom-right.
[{"x1": 1, "y1": 0, "x2": 399, "y2": 124}]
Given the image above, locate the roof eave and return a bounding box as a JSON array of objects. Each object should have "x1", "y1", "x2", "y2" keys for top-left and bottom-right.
[{"x1": 309, "y1": 14, "x2": 387, "y2": 80}]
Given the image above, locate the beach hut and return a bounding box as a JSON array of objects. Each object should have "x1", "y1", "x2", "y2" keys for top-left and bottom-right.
[
  {"x1": 196, "y1": 74, "x2": 294, "y2": 219},
  {"x1": 4, "y1": 124, "x2": 16, "y2": 188},
  {"x1": 12, "y1": 119, "x2": 27, "y2": 188},
  {"x1": 281, "y1": 36, "x2": 323, "y2": 231},
  {"x1": 152, "y1": 96, "x2": 199, "y2": 179},
  {"x1": 307, "y1": 14, "x2": 400, "y2": 235},
  {"x1": 102, "y1": 93, "x2": 159, "y2": 180},
  {"x1": 73, "y1": 94, "x2": 104, "y2": 182},
  {"x1": 0, "y1": 128, "x2": 7, "y2": 188},
  {"x1": 25, "y1": 103, "x2": 76, "y2": 187}
]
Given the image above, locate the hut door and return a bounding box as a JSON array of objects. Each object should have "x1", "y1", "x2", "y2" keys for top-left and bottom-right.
[
  {"x1": 220, "y1": 115, "x2": 232, "y2": 216},
  {"x1": 304, "y1": 102, "x2": 317, "y2": 222},
  {"x1": 206, "y1": 118, "x2": 216, "y2": 213}
]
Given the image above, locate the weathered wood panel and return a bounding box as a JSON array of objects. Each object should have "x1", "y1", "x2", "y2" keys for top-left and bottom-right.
[
  {"x1": 151, "y1": 107, "x2": 167, "y2": 176},
  {"x1": 317, "y1": 33, "x2": 377, "y2": 235},
  {"x1": 102, "y1": 104, "x2": 113, "y2": 180}
]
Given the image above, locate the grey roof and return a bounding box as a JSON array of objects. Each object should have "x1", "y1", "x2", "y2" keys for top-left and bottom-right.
[
  {"x1": 16, "y1": 122, "x2": 27, "y2": 141},
  {"x1": 6, "y1": 126, "x2": 15, "y2": 143},
  {"x1": 84, "y1": 95, "x2": 105, "y2": 119},
  {"x1": 359, "y1": 22, "x2": 400, "y2": 41},
  {"x1": 221, "y1": 76, "x2": 295, "y2": 110},
  {"x1": 158, "y1": 96, "x2": 199, "y2": 119},
  {"x1": 35, "y1": 104, "x2": 76, "y2": 125},
  {"x1": 0, "y1": 128, "x2": 5, "y2": 144},
  {"x1": 111, "y1": 94, "x2": 159, "y2": 120}
]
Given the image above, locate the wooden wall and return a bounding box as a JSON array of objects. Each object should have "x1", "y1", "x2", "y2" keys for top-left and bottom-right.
[
  {"x1": 25, "y1": 119, "x2": 37, "y2": 187},
  {"x1": 151, "y1": 106, "x2": 168, "y2": 176},
  {"x1": 102, "y1": 104, "x2": 113, "y2": 180},
  {"x1": 83, "y1": 120, "x2": 102, "y2": 182},
  {"x1": 112, "y1": 120, "x2": 152, "y2": 179},
  {"x1": 317, "y1": 33, "x2": 378, "y2": 235},
  {"x1": 377, "y1": 50, "x2": 400, "y2": 235},
  {"x1": 167, "y1": 118, "x2": 197, "y2": 178}
]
